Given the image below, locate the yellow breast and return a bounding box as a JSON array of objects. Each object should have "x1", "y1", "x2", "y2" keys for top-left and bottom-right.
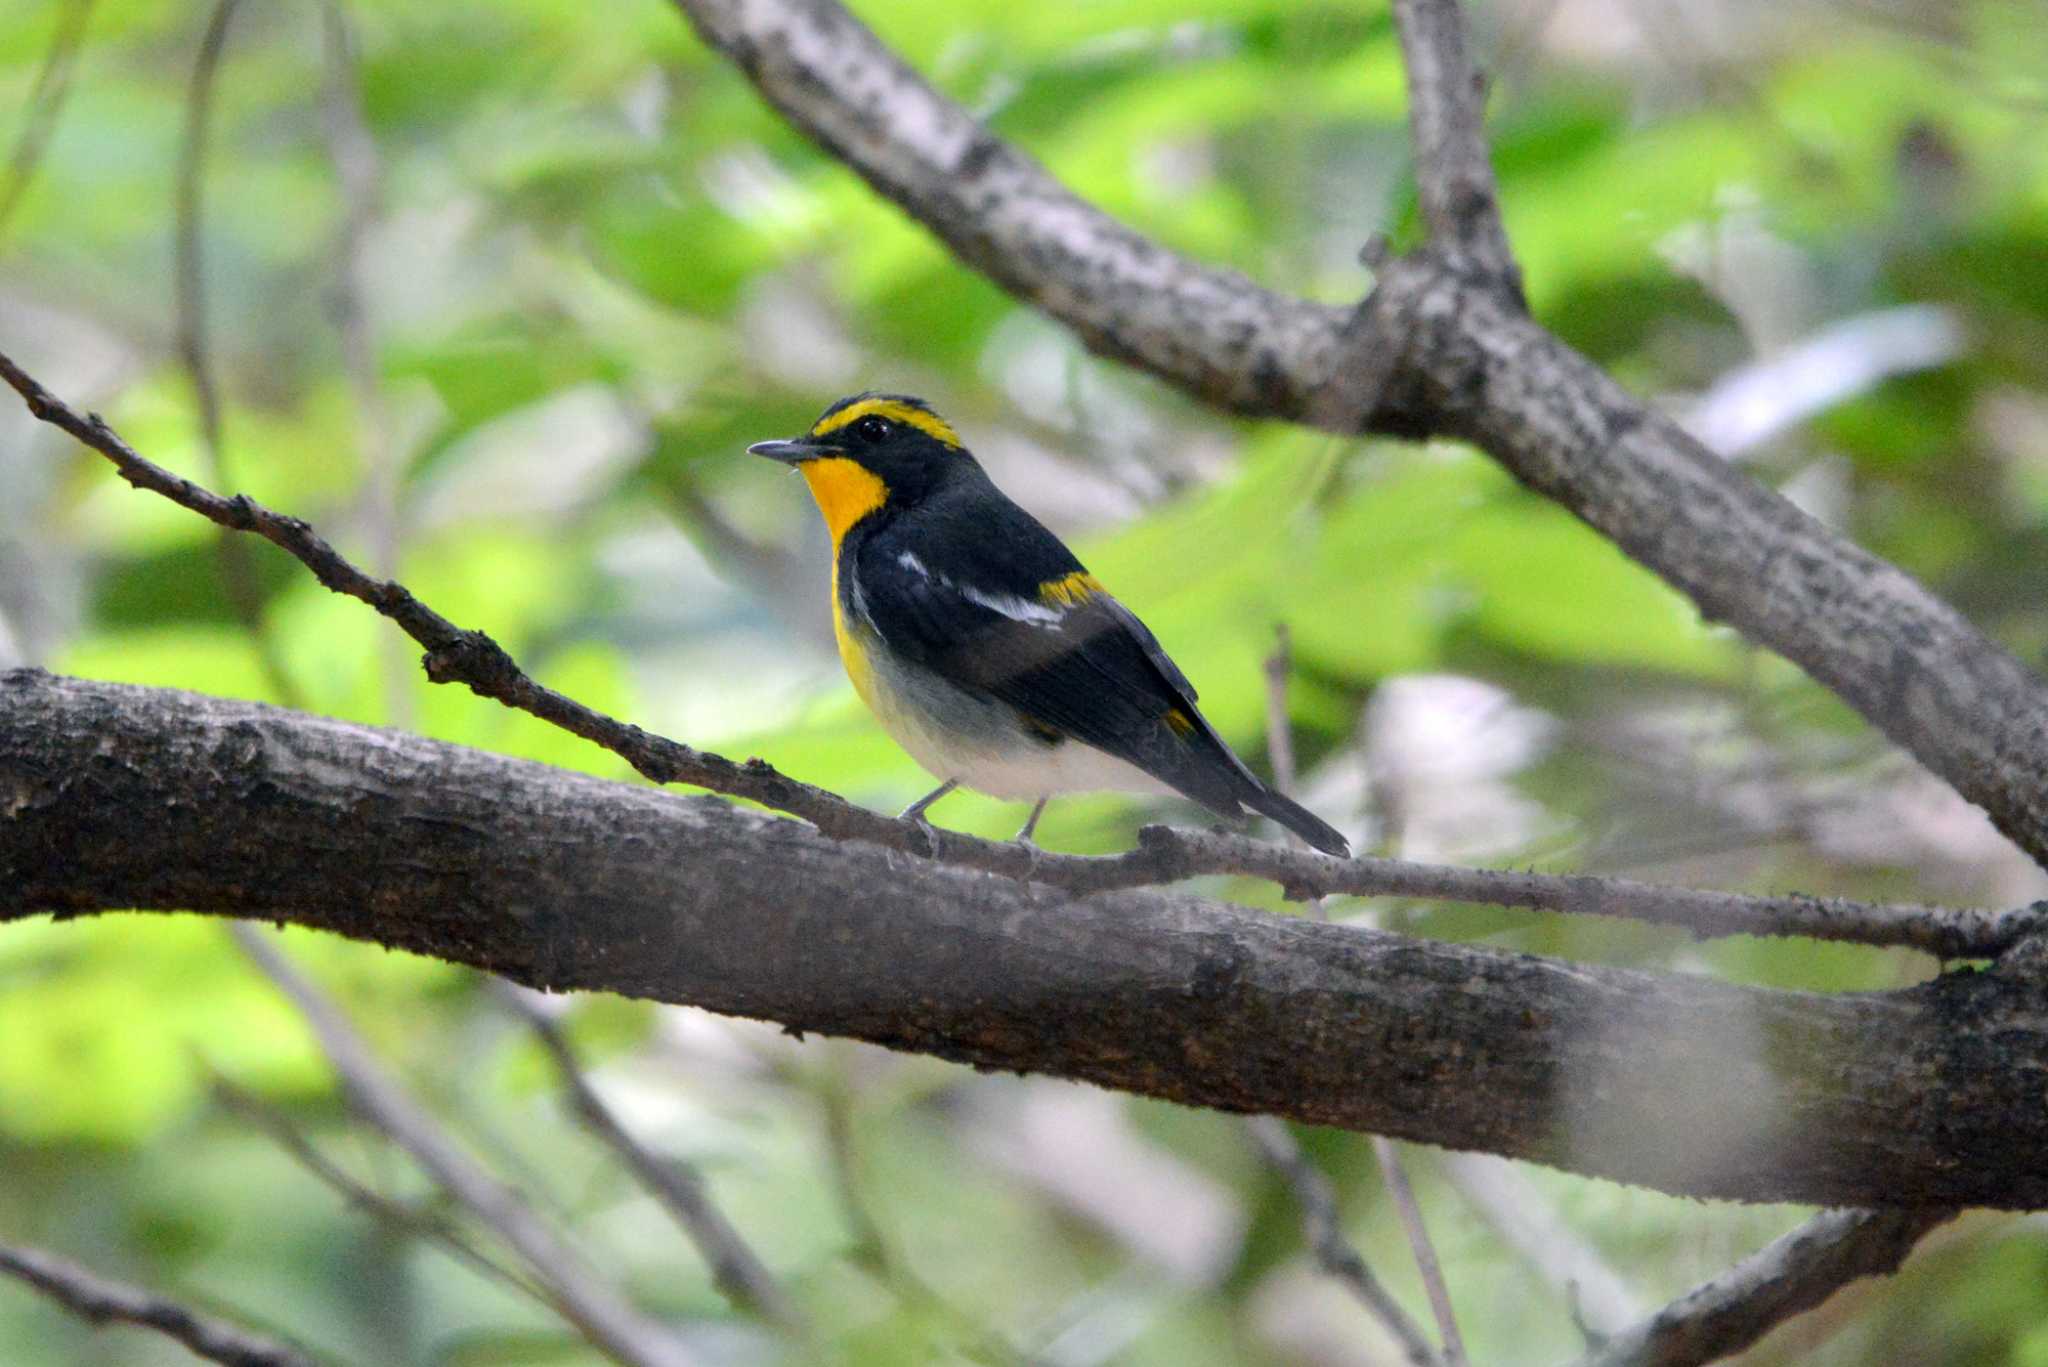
[{"x1": 799, "y1": 456, "x2": 890, "y2": 711}]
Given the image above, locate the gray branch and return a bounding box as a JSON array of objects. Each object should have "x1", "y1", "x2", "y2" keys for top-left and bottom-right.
[
  {"x1": 1244, "y1": 1116, "x2": 1439, "y2": 1366},
  {"x1": 495, "y1": 985, "x2": 802, "y2": 1330},
  {"x1": 1573, "y1": 1208, "x2": 1955, "y2": 1367},
  {"x1": 665, "y1": 0, "x2": 2048, "y2": 872},
  {"x1": 7, "y1": 668, "x2": 2048, "y2": 1211}
]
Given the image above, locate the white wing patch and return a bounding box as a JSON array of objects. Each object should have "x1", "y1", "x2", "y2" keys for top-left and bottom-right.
[
  {"x1": 958, "y1": 583, "x2": 1064, "y2": 625},
  {"x1": 893, "y1": 548, "x2": 1068, "y2": 628}
]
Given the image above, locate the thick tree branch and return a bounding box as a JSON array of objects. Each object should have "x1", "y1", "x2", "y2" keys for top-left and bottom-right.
[
  {"x1": 663, "y1": 0, "x2": 2048, "y2": 872},
  {"x1": 0, "y1": 1240, "x2": 318, "y2": 1367},
  {"x1": 1573, "y1": 1208, "x2": 1956, "y2": 1367},
  {"x1": 7, "y1": 669, "x2": 2048, "y2": 1211},
  {"x1": 2, "y1": 346, "x2": 1998, "y2": 955}
]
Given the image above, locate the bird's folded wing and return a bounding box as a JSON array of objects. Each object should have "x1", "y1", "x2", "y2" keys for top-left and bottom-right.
[{"x1": 855, "y1": 544, "x2": 1192, "y2": 763}]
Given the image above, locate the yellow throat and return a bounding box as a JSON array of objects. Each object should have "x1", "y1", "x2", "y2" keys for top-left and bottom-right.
[{"x1": 798, "y1": 457, "x2": 888, "y2": 711}]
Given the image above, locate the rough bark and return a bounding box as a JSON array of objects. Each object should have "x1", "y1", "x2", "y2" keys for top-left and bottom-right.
[{"x1": 7, "y1": 668, "x2": 2047, "y2": 1211}]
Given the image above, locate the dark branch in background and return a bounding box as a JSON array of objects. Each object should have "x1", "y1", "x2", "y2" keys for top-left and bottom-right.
[
  {"x1": 173, "y1": 0, "x2": 304, "y2": 710},
  {"x1": 815, "y1": 1069, "x2": 1025, "y2": 1366},
  {"x1": 1573, "y1": 1208, "x2": 1958, "y2": 1367},
  {"x1": 315, "y1": 0, "x2": 411, "y2": 730},
  {"x1": 0, "y1": 0, "x2": 96, "y2": 241},
  {"x1": 493, "y1": 985, "x2": 802, "y2": 1331},
  {"x1": 1, "y1": 348, "x2": 2003, "y2": 956},
  {"x1": 665, "y1": 0, "x2": 2048, "y2": 875},
  {"x1": 12, "y1": 671, "x2": 2048, "y2": 1211},
  {"x1": 1373, "y1": 1135, "x2": 1467, "y2": 1366},
  {"x1": 228, "y1": 927, "x2": 699, "y2": 1367},
  {"x1": 205, "y1": 1070, "x2": 551, "y2": 1309},
  {"x1": 0, "y1": 1241, "x2": 317, "y2": 1367},
  {"x1": 1243, "y1": 1117, "x2": 1440, "y2": 1367},
  {"x1": 1436, "y1": 1152, "x2": 1640, "y2": 1341}
]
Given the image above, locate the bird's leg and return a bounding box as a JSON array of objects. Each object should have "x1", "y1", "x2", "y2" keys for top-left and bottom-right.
[
  {"x1": 1014, "y1": 798, "x2": 1050, "y2": 846},
  {"x1": 899, "y1": 779, "x2": 959, "y2": 857},
  {"x1": 1009, "y1": 797, "x2": 1051, "y2": 886}
]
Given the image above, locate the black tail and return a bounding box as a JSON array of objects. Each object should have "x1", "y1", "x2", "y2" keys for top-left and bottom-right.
[
  {"x1": 1243, "y1": 783, "x2": 1350, "y2": 856},
  {"x1": 1149, "y1": 712, "x2": 1352, "y2": 857}
]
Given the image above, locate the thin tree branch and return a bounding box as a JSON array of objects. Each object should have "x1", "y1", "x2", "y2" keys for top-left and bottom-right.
[
  {"x1": 1, "y1": 348, "x2": 2006, "y2": 955},
  {"x1": 173, "y1": 0, "x2": 305, "y2": 711},
  {"x1": 228, "y1": 926, "x2": 698, "y2": 1367},
  {"x1": 1570, "y1": 1208, "x2": 1957, "y2": 1367},
  {"x1": 1437, "y1": 1152, "x2": 1640, "y2": 1341},
  {"x1": 205, "y1": 1070, "x2": 550, "y2": 1308},
  {"x1": 493, "y1": 985, "x2": 802, "y2": 1330},
  {"x1": 315, "y1": 0, "x2": 410, "y2": 730},
  {"x1": 0, "y1": 1240, "x2": 318, "y2": 1367},
  {"x1": 1390, "y1": 0, "x2": 1522, "y2": 297},
  {"x1": 0, "y1": 0, "x2": 96, "y2": 241},
  {"x1": 1244, "y1": 1117, "x2": 1439, "y2": 1367},
  {"x1": 11, "y1": 670, "x2": 2048, "y2": 1210},
  {"x1": 662, "y1": 0, "x2": 2048, "y2": 874},
  {"x1": 816, "y1": 1070, "x2": 1023, "y2": 1366},
  {"x1": 1372, "y1": 1139, "x2": 1468, "y2": 1367}
]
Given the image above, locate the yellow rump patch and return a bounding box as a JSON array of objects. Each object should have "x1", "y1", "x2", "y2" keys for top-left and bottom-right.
[
  {"x1": 798, "y1": 457, "x2": 889, "y2": 545},
  {"x1": 1164, "y1": 708, "x2": 1196, "y2": 737},
  {"x1": 812, "y1": 398, "x2": 962, "y2": 449},
  {"x1": 1038, "y1": 570, "x2": 1103, "y2": 607}
]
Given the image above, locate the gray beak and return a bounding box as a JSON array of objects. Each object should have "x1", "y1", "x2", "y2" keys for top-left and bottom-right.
[{"x1": 747, "y1": 438, "x2": 840, "y2": 465}]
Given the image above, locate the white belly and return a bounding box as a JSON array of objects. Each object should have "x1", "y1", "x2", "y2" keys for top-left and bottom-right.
[{"x1": 859, "y1": 630, "x2": 1171, "y2": 801}]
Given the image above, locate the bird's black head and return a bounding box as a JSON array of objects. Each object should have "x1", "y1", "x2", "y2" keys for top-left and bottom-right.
[{"x1": 748, "y1": 393, "x2": 973, "y2": 534}]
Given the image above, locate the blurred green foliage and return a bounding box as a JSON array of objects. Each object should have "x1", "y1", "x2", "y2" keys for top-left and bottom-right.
[{"x1": 3, "y1": 0, "x2": 2048, "y2": 1361}]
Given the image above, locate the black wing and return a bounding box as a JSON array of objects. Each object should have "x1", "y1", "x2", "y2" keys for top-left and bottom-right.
[{"x1": 853, "y1": 487, "x2": 1260, "y2": 815}]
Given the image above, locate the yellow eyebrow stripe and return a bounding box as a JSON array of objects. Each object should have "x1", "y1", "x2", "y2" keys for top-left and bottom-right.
[
  {"x1": 1037, "y1": 571, "x2": 1102, "y2": 607},
  {"x1": 811, "y1": 398, "x2": 962, "y2": 449}
]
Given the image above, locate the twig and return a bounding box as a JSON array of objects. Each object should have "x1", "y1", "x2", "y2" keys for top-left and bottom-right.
[
  {"x1": 0, "y1": 0, "x2": 96, "y2": 240},
  {"x1": 817, "y1": 1069, "x2": 1025, "y2": 1366},
  {"x1": 228, "y1": 925, "x2": 697, "y2": 1367},
  {"x1": 1256, "y1": 642, "x2": 1453, "y2": 1363},
  {"x1": 315, "y1": 0, "x2": 410, "y2": 729},
  {"x1": 1372, "y1": 1140, "x2": 1467, "y2": 1367},
  {"x1": 0, "y1": 352, "x2": 2023, "y2": 957},
  {"x1": 173, "y1": 0, "x2": 305, "y2": 710},
  {"x1": 1260, "y1": 623, "x2": 1330, "y2": 920},
  {"x1": 1438, "y1": 1152, "x2": 1640, "y2": 1341},
  {"x1": 1389, "y1": 0, "x2": 1521, "y2": 299},
  {"x1": 1243, "y1": 1117, "x2": 1439, "y2": 1367},
  {"x1": 0, "y1": 1240, "x2": 318, "y2": 1367},
  {"x1": 205, "y1": 1070, "x2": 549, "y2": 1308},
  {"x1": 1570, "y1": 1207, "x2": 1957, "y2": 1367},
  {"x1": 494, "y1": 985, "x2": 802, "y2": 1329}
]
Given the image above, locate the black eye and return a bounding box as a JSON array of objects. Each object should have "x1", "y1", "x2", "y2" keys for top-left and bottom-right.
[{"x1": 854, "y1": 415, "x2": 891, "y2": 443}]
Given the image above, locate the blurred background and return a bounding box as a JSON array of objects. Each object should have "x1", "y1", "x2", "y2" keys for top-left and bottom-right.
[{"x1": 3, "y1": 0, "x2": 2048, "y2": 1361}]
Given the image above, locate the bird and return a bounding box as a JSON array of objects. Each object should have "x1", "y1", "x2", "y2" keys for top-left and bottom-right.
[{"x1": 747, "y1": 392, "x2": 1350, "y2": 857}]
